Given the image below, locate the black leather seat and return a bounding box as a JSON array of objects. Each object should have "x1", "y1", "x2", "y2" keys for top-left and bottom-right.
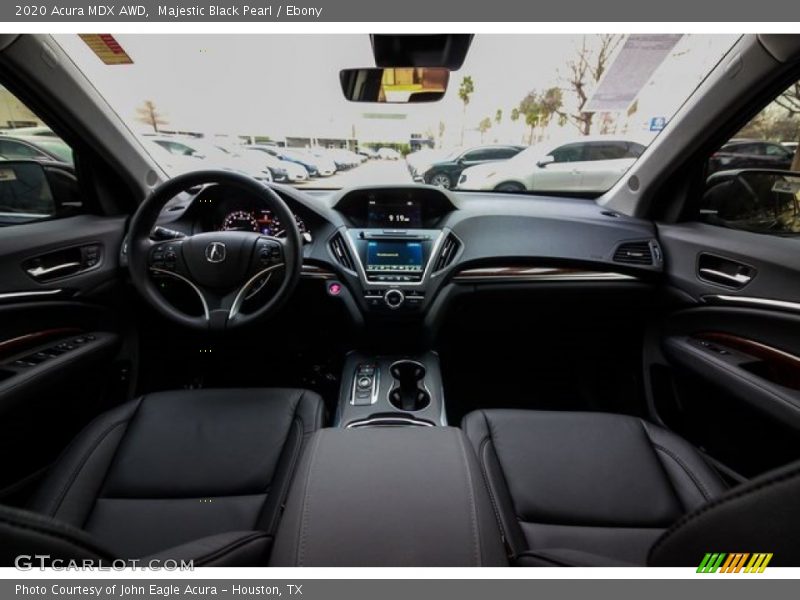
[
  {"x1": 0, "y1": 388, "x2": 324, "y2": 566},
  {"x1": 462, "y1": 409, "x2": 727, "y2": 566},
  {"x1": 463, "y1": 409, "x2": 800, "y2": 566}
]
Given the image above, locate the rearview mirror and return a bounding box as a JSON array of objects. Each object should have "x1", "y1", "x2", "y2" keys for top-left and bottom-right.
[
  {"x1": 340, "y1": 67, "x2": 449, "y2": 103},
  {"x1": 537, "y1": 155, "x2": 555, "y2": 168},
  {"x1": 0, "y1": 160, "x2": 56, "y2": 225}
]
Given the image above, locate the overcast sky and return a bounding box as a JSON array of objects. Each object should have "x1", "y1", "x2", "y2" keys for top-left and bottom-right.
[{"x1": 55, "y1": 34, "x2": 737, "y2": 146}]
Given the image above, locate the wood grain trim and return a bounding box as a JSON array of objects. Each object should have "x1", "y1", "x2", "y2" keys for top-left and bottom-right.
[
  {"x1": 301, "y1": 264, "x2": 336, "y2": 280},
  {"x1": 0, "y1": 328, "x2": 82, "y2": 360},
  {"x1": 696, "y1": 332, "x2": 800, "y2": 391},
  {"x1": 452, "y1": 266, "x2": 636, "y2": 283}
]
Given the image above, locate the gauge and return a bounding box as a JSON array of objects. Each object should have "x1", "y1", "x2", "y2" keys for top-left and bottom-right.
[
  {"x1": 221, "y1": 210, "x2": 258, "y2": 232},
  {"x1": 219, "y1": 207, "x2": 309, "y2": 238},
  {"x1": 254, "y1": 210, "x2": 309, "y2": 238},
  {"x1": 255, "y1": 209, "x2": 282, "y2": 236}
]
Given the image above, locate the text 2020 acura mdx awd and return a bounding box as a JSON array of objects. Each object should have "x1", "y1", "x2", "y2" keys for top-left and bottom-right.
[{"x1": 0, "y1": 33, "x2": 799, "y2": 567}]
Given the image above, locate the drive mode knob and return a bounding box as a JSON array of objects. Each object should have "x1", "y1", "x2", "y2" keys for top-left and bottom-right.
[{"x1": 384, "y1": 289, "x2": 405, "y2": 309}]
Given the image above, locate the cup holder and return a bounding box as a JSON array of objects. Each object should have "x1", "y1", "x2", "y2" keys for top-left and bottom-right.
[{"x1": 388, "y1": 360, "x2": 430, "y2": 412}]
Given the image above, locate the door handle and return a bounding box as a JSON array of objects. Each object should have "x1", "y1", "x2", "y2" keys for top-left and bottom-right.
[
  {"x1": 697, "y1": 253, "x2": 756, "y2": 290},
  {"x1": 698, "y1": 268, "x2": 752, "y2": 286},
  {"x1": 26, "y1": 261, "x2": 82, "y2": 279}
]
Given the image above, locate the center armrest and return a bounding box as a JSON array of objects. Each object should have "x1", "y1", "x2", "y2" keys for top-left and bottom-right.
[{"x1": 269, "y1": 426, "x2": 507, "y2": 567}]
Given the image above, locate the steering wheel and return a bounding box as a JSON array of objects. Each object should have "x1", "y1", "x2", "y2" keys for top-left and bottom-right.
[{"x1": 127, "y1": 170, "x2": 302, "y2": 332}]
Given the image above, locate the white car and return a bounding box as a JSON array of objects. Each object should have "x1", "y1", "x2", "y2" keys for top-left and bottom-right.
[
  {"x1": 457, "y1": 137, "x2": 646, "y2": 193},
  {"x1": 243, "y1": 146, "x2": 310, "y2": 183},
  {"x1": 300, "y1": 148, "x2": 340, "y2": 175},
  {"x1": 377, "y1": 147, "x2": 402, "y2": 160}
]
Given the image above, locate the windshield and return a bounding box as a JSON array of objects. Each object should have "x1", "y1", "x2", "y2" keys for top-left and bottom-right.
[{"x1": 55, "y1": 34, "x2": 738, "y2": 194}]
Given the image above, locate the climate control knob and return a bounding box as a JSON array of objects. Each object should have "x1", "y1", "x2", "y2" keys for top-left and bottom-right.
[{"x1": 384, "y1": 289, "x2": 405, "y2": 310}]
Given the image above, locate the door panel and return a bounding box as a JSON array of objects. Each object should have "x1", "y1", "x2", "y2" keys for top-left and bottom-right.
[
  {"x1": 650, "y1": 222, "x2": 800, "y2": 478},
  {"x1": 534, "y1": 162, "x2": 583, "y2": 192},
  {"x1": 0, "y1": 215, "x2": 128, "y2": 501}
]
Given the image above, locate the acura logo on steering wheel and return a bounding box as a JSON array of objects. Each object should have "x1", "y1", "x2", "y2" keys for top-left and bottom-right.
[{"x1": 205, "y1": 241, "x2": 227, "y2": 263}]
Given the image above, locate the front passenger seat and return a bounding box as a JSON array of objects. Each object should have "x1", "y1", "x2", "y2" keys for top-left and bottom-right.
[
  {"x1": 463, "y1": 409, "x2": 800, "y2": 566},
  {"x1": 0, "y1": 388, "x2": 324, "y2": 566}
]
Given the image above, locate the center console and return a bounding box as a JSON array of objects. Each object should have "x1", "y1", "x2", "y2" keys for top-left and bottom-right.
[
  {"x1": 334, "y1": 350, "x2": 446, "y2": 427},
  {"x1": 329, "y1": 186, "x2": 461, "y2": 316},
  {"x1": 268, "y1": 426, "x2": 507, "y2": 566},
  {"x1": 344, "y1": 227, "x2": 446, "y2": 312}
]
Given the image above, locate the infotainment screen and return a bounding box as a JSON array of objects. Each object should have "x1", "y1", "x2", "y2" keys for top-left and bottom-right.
[
  {"x1": 366, "y1": 241, "x2": 424, "y2": 272},
  {"x1": 367, "y1": 198, "x2": 421, "y2": 228}
]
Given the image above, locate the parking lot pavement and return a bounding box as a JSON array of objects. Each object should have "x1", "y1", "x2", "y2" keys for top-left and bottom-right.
[{"x1": 294, "y1": 158, "x2": 413, "y2": 188}]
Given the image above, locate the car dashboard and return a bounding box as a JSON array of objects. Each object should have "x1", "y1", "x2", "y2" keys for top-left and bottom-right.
[{"x1": 155, "y1": 182, "x2": 664, "y2": 322}]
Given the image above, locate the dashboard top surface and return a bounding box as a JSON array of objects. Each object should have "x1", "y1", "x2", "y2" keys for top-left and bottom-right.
[{"x1": 157, "y1": 182, "x2": 661, "y2": 278}]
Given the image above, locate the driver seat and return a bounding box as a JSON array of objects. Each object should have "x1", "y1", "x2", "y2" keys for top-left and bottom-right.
[{"x1": 0, "y1": 388, "x2": 324, "y2": 566}]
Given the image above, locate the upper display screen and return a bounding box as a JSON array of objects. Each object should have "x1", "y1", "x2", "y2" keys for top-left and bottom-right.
[{"x1": 367, "y1": 198, "x2": 422, "y2": 228}]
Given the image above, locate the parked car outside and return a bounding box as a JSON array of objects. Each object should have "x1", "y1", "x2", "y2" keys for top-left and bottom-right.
[
  {"x1": 423, "y1": 144, "x2": 525, "y2": 189},
  {"x1": 457, "y1": 137, "x2": 645, "y2": 193},
  {"x1": 708, "y1": 139, "x2": 795, "y2": 174},
  {"x1": 0, "y1": 134, "x2": 74, "y2": 164},
  {"x1": 377, "y1": 147, "x2": 402, "y2": 160},
  {"x1": 358, "y1": 147, "x2": 378, "y2": 159},
  {"x1": 241, "y1": 146, "x2": 309, "y2": 183},
  {"x1": 781, "y1": 141, "x2": 798, "y2": 158},
  {"x1": 406, "y1": 147, "x2": 459, "y2": 182},
  {"x1": 254, "y1": 145, "x2": 329, "y2": 177},
  {"x1": 144, "y1": 137, "x2": 273, "y2": 182},
  {"x1": 300, "y1": 148, "x2": 340, "y2": 174}
]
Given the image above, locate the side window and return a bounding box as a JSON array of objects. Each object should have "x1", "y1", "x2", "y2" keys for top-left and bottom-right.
[
  {"x1": 0, "y1": 139, "x2": 48, "y2": 160},
  {"x1": 765, "y1": 143, "x2": 790, "y2": 157},
  {"x1": 460, "y1": 150, "x2": 486, "y2": 162},
  {"x1": 481, "y1": 148, "x2": 503, "y2": 159},
  {"x1": 584, "y1": 143, "x2": 629, "y2": 161},
  {"x1": 0, "y1": 86, "x2": 75, "y2": 226},
  {"x1": 627, "y1": 143, "x2": 646, "y2": 158},
  {"x1": 487, "y1": 147, "x2": 518, "y2": 160},
  {"x1": 700, "y1": 79, "x2": 800, "y2": 235},
  {"x1": 550, "y1": 144, "x2": 584, "y2": 163}
]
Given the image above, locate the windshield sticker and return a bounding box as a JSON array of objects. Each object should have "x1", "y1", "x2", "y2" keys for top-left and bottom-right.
[{"x1": 79, "y1": 34, "x2": 133, "y2": 65}]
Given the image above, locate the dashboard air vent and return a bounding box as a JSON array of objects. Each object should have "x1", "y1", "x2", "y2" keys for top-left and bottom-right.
[
  {"x1": 613, "y1": 241, "x2": 654, "y2": 266},
  {"x1": 329, "y1": 233, "x2": 356, "y2": 271},
  {"x1": 433, "y1": 234, "x2": 461, "y2": 272}
]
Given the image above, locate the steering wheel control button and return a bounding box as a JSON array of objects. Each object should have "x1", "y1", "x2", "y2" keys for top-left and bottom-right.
[
  {"x1": 150, "y1": 243, "x2": 180, "y2": 271},
  {"x1": 256, "y1": 240, "x2": 282, "y2": 266},
  {"x1": 384, "y1": 289, "x2": 405, "y2": 309}
]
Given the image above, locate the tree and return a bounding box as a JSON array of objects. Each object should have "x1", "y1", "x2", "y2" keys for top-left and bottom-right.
[
  {"x1": 495, "y1": 109, "x2": 503, "y2": 126},
  {"x1": 774, "y1": 82, "x2": 800, "y2": 171},
  {"x1": 510, "y1": 107, "x2": 521, "y2": 142},
  {"x1": 458, "y1": 76, "x2": 475, "y2": 145},
  {"x1": 478, "y1": 117, "x2": 492, "y2": 143},
  {"x1": 136, "y1": 100, "x2": 168, "y2": 133},
  {"x1": 558, "y1": 34, "x2": 623, "y2": 135},
  {"x1": 518, "y1": 87, "x2": 563, "y2": 143}
]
